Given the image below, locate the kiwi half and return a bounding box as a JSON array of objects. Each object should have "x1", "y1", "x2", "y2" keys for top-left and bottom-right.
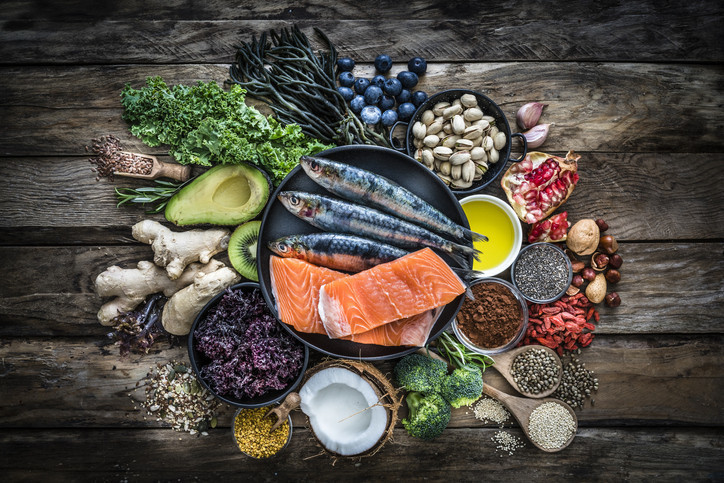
[{"x1": 228, "y1": 220, "x2": 261, "y2": 281}]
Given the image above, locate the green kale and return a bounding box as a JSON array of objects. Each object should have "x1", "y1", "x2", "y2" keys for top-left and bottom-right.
[
  {"x1": 393, "y1": 353, "x2": 448, "y2": 394},
  {"x1": 440, "y1": 365, "x2": 484, "y2": 408},
  {"x1": 402, "y1": 392, "x2": 451, "y2": 440},
  {"x1": 120, "y1": 77, "x2": 331, "y2": 185}
]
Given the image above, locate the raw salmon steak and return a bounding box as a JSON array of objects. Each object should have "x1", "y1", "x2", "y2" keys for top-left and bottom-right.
[
  {"x1": 269, "y1": 256, "x2": 347, "y2": 335},
  {"x1": 344, "y1": 308, "x2": 441, "y2": 347},
  {"x1": 319, "y1": 248, "x2": 466, "y2": 339}
]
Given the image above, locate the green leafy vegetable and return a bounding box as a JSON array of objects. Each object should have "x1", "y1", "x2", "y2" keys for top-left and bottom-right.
[
  {"x1": 402, "y1": 392, "x2": 451, "y2": 440},
  {"x1": 120, "y1": 76, "x2": 331, "y2": 185},
  {"x1": 440, "y1": 365, "x2": 484, "y2": 408}
]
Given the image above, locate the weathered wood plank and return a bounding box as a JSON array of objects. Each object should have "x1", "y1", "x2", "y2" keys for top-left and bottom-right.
[
  {"x1": 2, "y1": 4, "x2": 723, "y2": 64},
  {"x1": 1, "y1": 63, "x2": 722, "y2": 155},
  {"x1": 0, "y1": 427, "x2": 722, "y2": 481},
  {"x1": 0, "y1": 153, "x2": 721, "y2": 245},
  {"x1": 0, "y1": 336, "x2": 721, "y2": 427}
]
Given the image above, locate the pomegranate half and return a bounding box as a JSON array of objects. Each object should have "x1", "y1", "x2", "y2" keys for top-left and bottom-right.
[
  {"x1": 527, "y1": 211, "x2": 571, "y2": 243},
  {"x1": 501, "y1": 150, "x2": 580, "y2": 224}
]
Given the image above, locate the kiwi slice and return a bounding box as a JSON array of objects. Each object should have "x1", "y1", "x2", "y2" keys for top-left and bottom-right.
[{"x1": 228, "y1": 220, "x2": 261, "y2": 281}]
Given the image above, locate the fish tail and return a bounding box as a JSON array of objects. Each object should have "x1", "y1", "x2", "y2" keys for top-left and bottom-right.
[
  {"x1": 450, "y1": 267, "x2": 476, "y2": 300},
  {"x1": 446, "y1": 250, "x2": 471, "y2": 269},
  {"x1": 451, "y1": 241, "x2": 482, "y2": 264},
  {"x1": 466, "y1": 228, "x2": 489, "y2": 243}
]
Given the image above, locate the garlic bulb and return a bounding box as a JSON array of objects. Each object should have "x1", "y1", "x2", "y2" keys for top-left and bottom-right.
[
  {"x1": 523, "y1": 123, "x2": 551, "y2": 149},
  {"x1": 516, "y1": 102, "x2": 547, "y2": 130}
]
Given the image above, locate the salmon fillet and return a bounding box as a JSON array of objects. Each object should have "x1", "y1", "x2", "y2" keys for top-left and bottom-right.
[
  {"x1": 343, "y1": 308, "x2": 441, "y2": 347},
  {"x1": 269, "y1": 256, "x2": 347, "y2": 335},
  {"x1": 319, "y1": 248, "x2": 465, "y2": 339}
]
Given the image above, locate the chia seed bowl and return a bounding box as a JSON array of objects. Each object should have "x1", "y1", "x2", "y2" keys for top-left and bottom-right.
[{"x1": 511, "y1": 243, "x2": 573, "y2": 304}]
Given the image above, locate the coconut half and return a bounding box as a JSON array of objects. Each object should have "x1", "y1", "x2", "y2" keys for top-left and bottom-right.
[{"x1": 299, "y1": 367, "x2": 389, "y2": 456}]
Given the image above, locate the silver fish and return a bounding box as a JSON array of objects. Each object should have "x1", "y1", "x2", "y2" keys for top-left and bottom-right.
[
  {"x1": 268, "y1": 233, "x2": 408, "y2": 272},
  {"x1": 300, "y1": 155, "x2": 487, "y2": 243},
  {"x1": 278, "y1": 191, "x2": 480, "y2": 268}
]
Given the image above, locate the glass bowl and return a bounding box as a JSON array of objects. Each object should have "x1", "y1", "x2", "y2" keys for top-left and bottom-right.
[
  {"x1": 452, "y1": 277, "x2": 528, "y2": 355},
  {"x1": 231, "y1": 407, "x2": 293, "y2": 459},
  {"x1": 510, "y1": 243, "x2": 573, "y2": 304}
]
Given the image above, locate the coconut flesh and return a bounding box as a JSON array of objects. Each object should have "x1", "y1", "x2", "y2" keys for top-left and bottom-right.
[{"x1": 299, "y1": 367, "x2": 388, "y2": 456}]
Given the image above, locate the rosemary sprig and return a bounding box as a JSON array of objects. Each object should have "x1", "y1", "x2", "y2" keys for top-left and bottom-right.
[
  {"x1": 434, "y1": 331, "x2": 496, "y2": 371},
  {"x1": 229, "y1": 25, "x2": 391, "y2": 147},
  {"x1": 115, "y1": 178, "x2": 191, "y2": 214}
]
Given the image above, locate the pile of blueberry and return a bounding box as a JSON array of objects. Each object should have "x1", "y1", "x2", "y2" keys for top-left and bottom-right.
[{"x1": 337, "y1": 54, "x2": 428, "y2": 127}]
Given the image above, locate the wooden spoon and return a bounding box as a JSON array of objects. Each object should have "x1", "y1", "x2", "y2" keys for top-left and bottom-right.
[
  {"x1": 265, "y1": 392, "x2": 301, "y2": 432},
  {"x1": 114, "y1": 152, "x2": 191, "y2": 181},
  {"x1": 490, "y1": 345, "x2": 563, "y2": 398},
  {"x1": 483, "y1": 382, "x2": 577, "y2": 452}
]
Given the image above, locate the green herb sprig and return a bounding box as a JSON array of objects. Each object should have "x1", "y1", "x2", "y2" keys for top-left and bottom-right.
[
  {"x1": 115, "y1": 179, "x2": 189, "y2": 213},
  {"x1": 434, "y1": 331, "x2": 495, "y2": 371}
]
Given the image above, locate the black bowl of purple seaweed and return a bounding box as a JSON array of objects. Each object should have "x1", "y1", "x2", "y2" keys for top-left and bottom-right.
[{"x1": 188, "y1": 282, "x2": 309, "y2": 408}]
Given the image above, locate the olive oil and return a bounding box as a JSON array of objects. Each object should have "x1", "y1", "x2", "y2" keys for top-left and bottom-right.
[{"x1": 462, "y1": 199, "x2": 516, "y2": 273}]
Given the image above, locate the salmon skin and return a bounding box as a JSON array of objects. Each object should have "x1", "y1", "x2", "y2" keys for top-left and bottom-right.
[
  {"x1": 278, "y1": 191, "x2": 479, "y2": 268},
  {"x1": 319, "y1": 248, "x2": 467, "y2": 339},
  {"x1": 268, "y1": 233, "x2": 408, "y2": 273},
  {"x1": 300, "y1": 155, "x2": 487, "y2": 244}
]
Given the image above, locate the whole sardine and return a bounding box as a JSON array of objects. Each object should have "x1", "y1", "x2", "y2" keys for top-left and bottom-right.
[
  {"x1": 268, "y1": 233, "x2": 408, "y2": 272},
  {"x1": 278, "y1": 191, "x2": 480, "y2": 268},
  {"x1": 300, "y1": 155, "x2": 487, "y2": 243}
]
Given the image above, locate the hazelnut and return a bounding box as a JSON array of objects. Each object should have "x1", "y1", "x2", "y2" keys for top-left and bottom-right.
[
  {"x1": 571, "y1": 260, "x2": 586, "y2": 273},
  {"x1": 566, "y1": 285, "x2": 581, "y2": 296},
  {"x1": 582, "y1": 267, "x2": 597, "y2": 282},
  {"x1": 572, "y1": 274, "x2": 584, "y2": 287},
  {"x1": 598, "y1": 234, "x2": 619, "y2": 255},
  {"x1": 605, "y1": 292, "x2": 621, "y2": 307},
  {"x1": 595, "y1": 219, "x2": 609, "y2": 232},
  {"x1": 585, "y1": 273, "x2": 607, "y2": 304},
  {"x1": 605, "y1": 269, "x2": 621, "y2": 284},
  {"x1": 592, "y1": 252, "x2": 610, "y2": 271},
  {"x1": 566, "y1": 219, "x2": 600, "y2": 256},
  {"x1": 609, "y1": 253, "x2": 623, "y2": 269}
]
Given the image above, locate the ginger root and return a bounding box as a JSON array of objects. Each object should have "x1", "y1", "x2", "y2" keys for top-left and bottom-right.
[
  {"x1": 162, "y1": 267, "x2": 241, "y2": 336},
  {"x1": 95, "y1": 259, "x2": 224, "y2": 326},
  {"x1": 131, "y1": 220, "x2": 230, "y2": 280}
]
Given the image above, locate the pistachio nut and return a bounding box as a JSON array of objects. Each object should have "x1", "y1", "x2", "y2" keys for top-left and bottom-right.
[
  {"x1": 494, "y1": 131, "x2": 507, "y2": 150},
  {"x1": 439, "y1": 161, "x2": 452, "y2": 176},
  {"x1": 423, "y1": 134, "x2": 440, "y2": 148},
  {"x1": 460, "y1": 94, "x2": 478, "y2": 108},
  {"x1": 450, "y1": 163, "x2": 462, "y2": 180},
  {"x1": 433, "y1": 146, "x2": 453, "y2": 160},
  {"x1": 421, "y1": 110, "x2": 435, "y2": 126},
  {"x1": 452, "y1": 115, "x2": 466, "y2": 135},
  {"x1": 432, "y1": 102, "x2": 451, "y2": 116},
  {"x1": 488, "y1": 147, "x2": 500, "y2": 163},
  {"x1": 464, "y1": 108, "x2": 483, "y2": 122},
  {"x1": 427, "y1": 121, "x2": 443, "y2": 135},
  {"x1": 442, "y1": 104, "x2": 463, "y2": 119},
  {"x1": 449, "y1": 151, "x2": 471, "y2": 166},
  {"x1": 413, "y1": 121, "x2": 427, "y2": 140}
]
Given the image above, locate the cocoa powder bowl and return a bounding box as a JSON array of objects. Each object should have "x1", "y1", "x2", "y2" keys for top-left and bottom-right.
[{"x1": 452, "y1": 277, "x2": 528, "y2": 355}]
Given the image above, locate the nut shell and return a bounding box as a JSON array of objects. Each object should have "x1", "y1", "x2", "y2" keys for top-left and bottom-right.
[
  {"x1": 585, "y1": 273, "x2": 607, "y2": 304},
  {"x1": 566, "y1": 219, "x2": 600, "y2": 256}
]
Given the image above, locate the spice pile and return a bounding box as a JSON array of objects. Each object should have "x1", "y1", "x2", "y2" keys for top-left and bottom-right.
[
  {"x1": 135, "y1": 361, "x2": 221, "y2": 436},
  {"x1": 86, "y1": 134, "x2": 153, "y2": 180},
  {"x1": 456, "y1": 281, "x2": 523, "y2": 350},
  {"x1": 233, "y1": 407, "x2": 291, "y2": 458},
  {"x1": 520, "y1": 293, "x2": 598, "y2": 355}
]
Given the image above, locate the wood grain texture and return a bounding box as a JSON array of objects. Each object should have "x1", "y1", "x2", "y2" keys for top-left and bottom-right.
[
  {"x1": 1, "y1": 63, "x2": 722, "y2": 155},
  {"x1": 2, "y1": 2, "x2": 723, "y2": 64},
  {"x1": 0, "y1": 336, "x2": 721, "y2": 427},
  {"x1": 0, "y1": 153, "x2": 722, "y2": 244},
  {"x1": 0, "y1": 427, "x2": 722, "y2": 481}
]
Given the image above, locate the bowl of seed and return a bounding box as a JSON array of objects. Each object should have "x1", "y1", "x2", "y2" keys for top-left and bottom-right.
[
  {"x1": 232, "y1": 406, "x2": 293, "y2": 459},
  {"x1": 511, "y1": 242, "x2": 572, "y2": 304}
]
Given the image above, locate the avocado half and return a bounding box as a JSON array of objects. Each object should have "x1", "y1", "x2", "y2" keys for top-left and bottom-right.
[{"x1": 165, "y1": 163, "x2": 271, "y2": 226}]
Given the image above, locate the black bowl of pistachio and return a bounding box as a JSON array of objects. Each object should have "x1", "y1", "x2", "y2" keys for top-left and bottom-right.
[{"x1": 393, "y1": 89, "x2": 528, "y2": 195}]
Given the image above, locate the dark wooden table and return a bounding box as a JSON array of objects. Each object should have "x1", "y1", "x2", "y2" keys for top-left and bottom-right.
[{"x1": 1, "y1": 1, "x2": 723, "y2": 481}]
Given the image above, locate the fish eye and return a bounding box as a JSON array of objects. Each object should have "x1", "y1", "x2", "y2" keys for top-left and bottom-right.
[
  {"x1": 289, "y1": 195, "x2": 299, "y2": 205},
  {"x1": 308, "y1": 160, "x2": 320, "y2": 172},
  {"x1": 278, "y1": 243, "x2": 289, "y2": 253}
]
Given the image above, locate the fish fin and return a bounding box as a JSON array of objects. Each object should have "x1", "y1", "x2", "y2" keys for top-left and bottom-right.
[
  {"x1": 447, "y1": 251, "x2": 471, "y2": 269},
  {"x1": 451, "y1": 241, "x2": 482, "y2": 264},
  {"x1": 466, "y1": 228, "x2": 489, "y2": 243}
]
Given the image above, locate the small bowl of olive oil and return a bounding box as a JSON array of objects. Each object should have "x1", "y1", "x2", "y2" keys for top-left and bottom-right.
[{"x1": 460, "y1": 194, "x2": 522, "y2": 276}]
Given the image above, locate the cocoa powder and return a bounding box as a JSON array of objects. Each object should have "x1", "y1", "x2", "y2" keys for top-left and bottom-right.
[{"x1": 457, "y1": 282, "x2": 523, "y2": 348}]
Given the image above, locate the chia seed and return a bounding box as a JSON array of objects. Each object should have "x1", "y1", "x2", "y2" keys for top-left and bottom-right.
[{"x1": 513, "y1": 243, "x2": 571, "y2": 302}]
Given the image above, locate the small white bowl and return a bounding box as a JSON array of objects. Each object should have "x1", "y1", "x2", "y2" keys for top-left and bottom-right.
[{"x1": 459, "y1": 194, "x2": 523, "y2": 276}]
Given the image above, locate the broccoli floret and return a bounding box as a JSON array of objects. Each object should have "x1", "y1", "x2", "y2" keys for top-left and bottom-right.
[
  {"x1": 440, "y1": 365, "x2": 484, "y2": 408},
  {"x1": 402, "y1": 392, "x2": 451, "y2": 440},
  {"x1": 394, "y1": 353, "x2": 448, "y2": 394}
]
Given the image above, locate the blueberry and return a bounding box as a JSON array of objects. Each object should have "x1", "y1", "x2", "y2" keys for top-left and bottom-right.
[
  {"x1": 337, "y1": 57, "x2": 355, "y2": 72},
  {"x1": 381, "y1": 109, "x2": 398, "y2": 127},
  {"x1": 407, "y1": 57, "x2": 427, "y2": 76},
  {"x1": 397, "y1": 102, "x2": 417, "y2": 121},
  {"x1": 397, "y1": 71, "x2": 419, "y2": 89},
  {"x1": 411, "y1": 90, "x2": 428, "y2": 107},
  {"x1": 364, "y1": 85, "x2": 383, "y2": 105},
  {"x1": 371, "y1": 75, "x2": 386, "y2": 88},
  {"x1": 354, "y1": 77, "x2": 370, "y2": 94},
  {"x1": 338, "y1": 71, "x2": 355, "y2": 88},
  {"x1": 350, "y1": 95, "x2": 366, "y2": 114},
  {"x1": 374, "y1": 54, "x2": 393, "y2": 74},
  {"x1": 379, "y1": 94, "x2": 395, "y2": 111},
  {"x1": 337, "y1": 86, "x2": 355, "y2": 102},
  {"x1": 395, "y1": 89, "x2": 412, "y2": 105},
  {"x1": 383, "y1": 78, "x2": 403, "y2": 97},
  {"x1": 360, "y1": 105, "x2": 382, "y2": 125}
]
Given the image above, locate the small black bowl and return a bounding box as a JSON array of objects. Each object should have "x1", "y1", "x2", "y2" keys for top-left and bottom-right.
[
  {"x1": 187, "y1": 282, "x2": 309, "y2": 408},
  {"x1": 390, "y1": 88, "x2": 528, "y2": 195}
]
